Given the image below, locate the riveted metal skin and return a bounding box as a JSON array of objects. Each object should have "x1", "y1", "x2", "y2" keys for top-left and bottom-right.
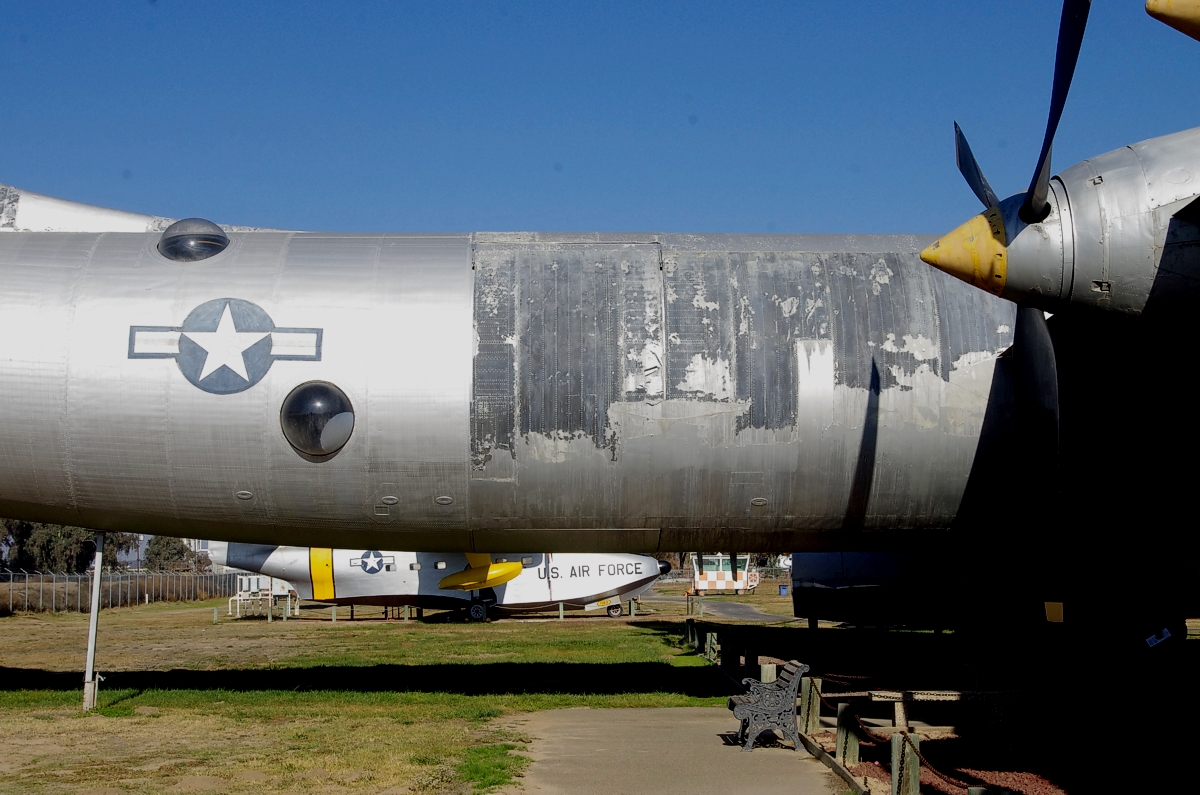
[
  {"x1": 1054, "y1": 125, "x2": 1200, "y2": 315},
  {"x1": 0, "y1": 190, "x2": 1019, "y2": 553}
]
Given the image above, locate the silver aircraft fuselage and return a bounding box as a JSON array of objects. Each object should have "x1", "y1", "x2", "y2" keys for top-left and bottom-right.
[{"x1": 0, "y1": 191, "x2": 1016, "y2": 552}]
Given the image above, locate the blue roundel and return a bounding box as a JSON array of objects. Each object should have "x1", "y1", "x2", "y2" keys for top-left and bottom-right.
[
  {"x1": 176, "y1": 298, "x2": 275, "y2": 394},
  {"x1": 359, "y1": 550, "x2": 386, "y2": 574}
]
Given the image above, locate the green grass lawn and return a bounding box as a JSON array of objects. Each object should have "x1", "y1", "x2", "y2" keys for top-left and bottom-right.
[{"x1": 0, "y1": 601, "x2": 733, "y2": 794}]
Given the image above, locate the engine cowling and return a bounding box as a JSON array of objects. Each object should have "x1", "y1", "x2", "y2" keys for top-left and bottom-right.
[{"x1": 922, "y1": 126, "x2": 1200, "y2": 317}]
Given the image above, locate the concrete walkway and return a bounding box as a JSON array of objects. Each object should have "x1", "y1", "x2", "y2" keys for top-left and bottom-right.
[{"x1": 502, "y1": 708, "x2": 838, "y2": 795}]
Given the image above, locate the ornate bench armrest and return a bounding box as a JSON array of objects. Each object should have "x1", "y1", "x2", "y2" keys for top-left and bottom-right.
[{"x1": 742, "y1": 678, "x2": 780, "y2": 694}]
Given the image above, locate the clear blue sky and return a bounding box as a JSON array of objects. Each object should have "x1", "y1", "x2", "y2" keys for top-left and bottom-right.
[{"x1": 1, "y1": 2, "x2": 1195, "y2": 234}]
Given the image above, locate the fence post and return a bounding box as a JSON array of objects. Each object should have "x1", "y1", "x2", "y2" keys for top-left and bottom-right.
[
  {"x1": 83, "y1": 534, "x2": 105, "y2": 710},
  {"x1": 77, "y1": 574, "x2": 81, "y2": 612},
  {"x1": 890, "y1": 733, "x2": 919, "y2": 795},
  {"x1": 51, "y1": 572, "x2": 55, "y2": 612},
  {"x1": 799, "y1": 677, "x2": 823, "y2": 735},
  {"x1": 836, "y1": 703, "x2": 860, "y2": 765},
  {"x1": 39, "y1": 571, "x2": 44, "y2": 612}
]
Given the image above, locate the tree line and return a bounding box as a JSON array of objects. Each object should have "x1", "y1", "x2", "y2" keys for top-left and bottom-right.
[{"x1": 0, "y1": 520, "x2": 204, "y2": 573}]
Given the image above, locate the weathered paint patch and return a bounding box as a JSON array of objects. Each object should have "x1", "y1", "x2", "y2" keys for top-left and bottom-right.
[
  {"x1": 473, "y1": 243, "x2": 663, "y2": 461},
  {"x1": 0, "y1": 185, "x2": 19, "y2": 230},
  {"x1": 675, "y1": 353, "x2": 732, "y2": 399},
  {"x1": 880, "y1": 333, "x2": 938, "y2": 360},
  {"x1": 608, "y1": 399, "x2": 751, "y2": 447},
  {"x1": 468, "y1": 238, "x2": 1018, "y2": 534},
  {"x1": 471, "y1": 247, "x2": 518, "y2": 470}
]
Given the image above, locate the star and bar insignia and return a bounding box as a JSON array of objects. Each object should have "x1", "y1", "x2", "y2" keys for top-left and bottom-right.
[{"x1": 129, "y1": 298, "x2": 322, "y2": 394}]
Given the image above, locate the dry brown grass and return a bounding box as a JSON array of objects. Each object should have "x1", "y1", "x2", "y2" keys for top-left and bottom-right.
[{"x1": 0, "y1": 599, "x2": 732, "y2": 794}]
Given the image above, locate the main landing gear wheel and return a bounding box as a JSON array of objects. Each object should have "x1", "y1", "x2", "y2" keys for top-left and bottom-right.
[
  {"x1": 468, "y1": 601, "x2": 487, "y2": 622},
  {"x1": 606, "y1": 603, "x2": 623, "y2": 618}
]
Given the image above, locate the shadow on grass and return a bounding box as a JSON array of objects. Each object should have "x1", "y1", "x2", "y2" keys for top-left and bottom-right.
[{"x1": 0, "y1": 661, "x2": 735, "y2": 698}]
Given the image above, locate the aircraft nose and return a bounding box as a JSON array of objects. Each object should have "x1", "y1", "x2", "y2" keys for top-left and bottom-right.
[
  {"x1": 657, "y1": 559, "x2": 672, "y2": 575},
  {"x1": 919, "y1": 206, "x2": 1008, "y2": 296}
]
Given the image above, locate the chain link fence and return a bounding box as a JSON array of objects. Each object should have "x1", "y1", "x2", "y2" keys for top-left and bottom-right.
[{"x1": 0, "y1": 570, "x2": 237, "y2": 615}]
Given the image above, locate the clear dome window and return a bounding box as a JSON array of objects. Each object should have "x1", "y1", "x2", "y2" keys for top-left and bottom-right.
[
  {"x1": 280, "y1": 381, "x2": 355, "y2": 458},
  {"x1": 157, "y1": 218, "x2": 229, "y2": 262}
]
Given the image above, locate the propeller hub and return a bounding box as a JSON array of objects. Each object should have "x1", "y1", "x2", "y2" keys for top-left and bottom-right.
[
  {"x1": 920, "y1": 206, "x2": 1008, "y2": 296},
  {"x1": 1147, "y1": 0, "x2": 1200, "y2": 43},
  {"x1": 924, "y1": 189, "x2": 1072, "y2": 309}
]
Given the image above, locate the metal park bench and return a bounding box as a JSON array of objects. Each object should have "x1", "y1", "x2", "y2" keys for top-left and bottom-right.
[{"x1": 727, "y1": 659, "x2": 809, "y2": 751}]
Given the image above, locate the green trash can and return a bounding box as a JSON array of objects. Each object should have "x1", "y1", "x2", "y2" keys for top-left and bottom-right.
[{"x1": 778, "y1": 584, "x2": 788, "y2": 596}]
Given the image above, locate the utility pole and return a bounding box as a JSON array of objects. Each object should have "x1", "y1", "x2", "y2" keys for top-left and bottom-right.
[{"x1": 83, "y1": 533, "x2": 105, "y2": 711}]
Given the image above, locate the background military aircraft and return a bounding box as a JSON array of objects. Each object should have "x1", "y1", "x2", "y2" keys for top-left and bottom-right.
[
  {"x1": 209, "y1": 542, "x2": 668, "y2": 621},
  {"x1": 0, "y1": 3, "x2": 1196, "y2": 664}
]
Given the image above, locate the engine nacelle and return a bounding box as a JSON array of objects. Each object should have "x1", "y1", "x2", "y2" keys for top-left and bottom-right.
[{"x1": 923, "y1": 126, "x2": 1200, "y2": 317}]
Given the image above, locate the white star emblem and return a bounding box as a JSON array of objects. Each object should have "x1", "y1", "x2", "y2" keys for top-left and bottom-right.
[
  {"x1": 182, "y1": 304, "x2": 270, "y2": 382},
  {"x1": 361, "y1": 551, "x2": 383, "y2": 573}
]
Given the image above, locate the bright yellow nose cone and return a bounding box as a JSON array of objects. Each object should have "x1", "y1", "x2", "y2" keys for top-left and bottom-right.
[
  {"x1": 1147, "y1": 0, "x2": 1200, "y2": 43},
  {"x1": 920, "y1": 206, "x2": 1008, "y2": 296}
]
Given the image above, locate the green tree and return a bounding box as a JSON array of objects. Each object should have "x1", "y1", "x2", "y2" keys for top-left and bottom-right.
[
  {"x1": 1, "y1": 520, "x2": 137, "y2": 572},
  {"x1": 144, "y1": 535, "x2": 200, "y2": 572}
]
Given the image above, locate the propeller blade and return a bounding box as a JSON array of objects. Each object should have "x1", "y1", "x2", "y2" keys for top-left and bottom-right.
[
  {"x1": 1012, "y1": 307, "x2": 1059, "y2": 450},
  {"x1": 954, "y1": 122, "x2": 1000, "y2": 209},
  {"x1": 1020, "y1": 0, "x2": 1092, "y2": 224}
]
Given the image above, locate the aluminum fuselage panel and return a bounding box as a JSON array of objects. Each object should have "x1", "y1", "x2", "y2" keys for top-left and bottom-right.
[{"x1": 0, "y1": 231, "x2": 1015, "y2": 551}]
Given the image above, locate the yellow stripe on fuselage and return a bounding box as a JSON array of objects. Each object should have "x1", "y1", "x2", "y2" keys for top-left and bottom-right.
[{"x1": 310, "y1": 547, "x2": 335, "y2": 600}]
